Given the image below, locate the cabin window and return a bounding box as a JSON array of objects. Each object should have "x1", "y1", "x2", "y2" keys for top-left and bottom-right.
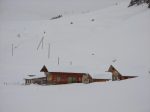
[
  {"x1": 72, "y1": 77, "x2": 76, "y2": 82},
  {"x1": 79, "y1": 77, "x2": 81, "y2": 82},
  {"x1": 68, "y1": 77, "x2": 73, "y2": 83},
  {"x1": 57, "y1": 76, "x2": 61, "y2": 81},
  {"x1": 47, "y1": 75, "x2": 52, "y2": 81}
]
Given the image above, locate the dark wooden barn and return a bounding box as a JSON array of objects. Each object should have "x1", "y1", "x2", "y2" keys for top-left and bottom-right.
[{"x1": 106, "y1": 65, "x2": 138, "y2": 81}]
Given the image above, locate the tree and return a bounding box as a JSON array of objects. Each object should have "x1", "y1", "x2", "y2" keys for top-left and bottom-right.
[
  {"x1": 128, "y1": 0, "x2": 150, "y2": 8},
  {"x1": 148, "y1": 0, "x2": 150, "y2": 8},
  {"x1": 128, "y1": 0, "x2": 139, "y2": 7}
]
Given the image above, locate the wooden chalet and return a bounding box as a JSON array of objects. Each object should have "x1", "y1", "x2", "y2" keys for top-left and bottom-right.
[
  {"x1": 106, "y1": 65, "x2": 138, "y2": 81},
  {"x1": 25, "y1": 65, "x2": 110, "y2": 85},
  {"x1": 25, "y1": 66, "x2": 93, "y2": 85}
]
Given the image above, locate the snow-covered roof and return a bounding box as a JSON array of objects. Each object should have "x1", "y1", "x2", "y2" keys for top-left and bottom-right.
[
  {"x1": 92, "y1": 73, "x2": 112, "y2": 79},
  {"x1": 24, "y1": 72, "x2": 45, "y2": 79}
]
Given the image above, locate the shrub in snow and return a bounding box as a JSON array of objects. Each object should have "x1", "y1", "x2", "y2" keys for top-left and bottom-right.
[
  {"x1": 91, "y1": 19, "x2": 95, "y2": 22},
  {"x1": 148, "y1": 0, "x2": 150, "y2": 8},
  {"x1": 91, "y1": 53, "x2": 95, "y2": 55},
  {"x1": 70, "y1": 22, "x2": 73, "y2": 24},
  {"x1": 17, "y1": 33, "x2": 21, "y2": 38},
  {"x1": 50, "y1": 15, "x2": 62, "y2": 20}
]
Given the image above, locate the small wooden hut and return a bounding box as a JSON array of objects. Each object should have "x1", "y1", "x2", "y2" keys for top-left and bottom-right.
[{"x1": 106, "y1": 65, "x2": 138, "y2": 81}]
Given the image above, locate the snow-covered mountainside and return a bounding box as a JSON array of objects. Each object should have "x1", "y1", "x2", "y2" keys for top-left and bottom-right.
[
  {"x1": 0, "y1": 0, "x2": 150, "y2": 112},
  {"x1": 0, "y1": 0, "x2": 125, "y2": 21}
]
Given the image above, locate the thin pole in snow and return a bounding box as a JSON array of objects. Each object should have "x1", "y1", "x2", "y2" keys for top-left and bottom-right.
[
  {"x1": 58, "y1": 57, "x2": 60, "y2": 65},
  {"x1": 12, "y1": 44, "x2": 14, "y2": 56},
  {"x1": 41, "y1": 37, "x2": 44, "y2": 49},
  {"x1": 70, "y1": 61, "x2": 72, "y2": 65},
  {"x1": 37, "y1": 36, "x2": 44, "y2": 50},
  {"x1": 48, "y1": 43, "x2": 50, "y2": 59}
]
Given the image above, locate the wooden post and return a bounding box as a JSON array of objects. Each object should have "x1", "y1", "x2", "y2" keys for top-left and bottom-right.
[
  {"x1": 58, "y1": 57, "x2": 60, "y2": 65},
  {"x1": 37, "y1": 36, "x2": 44, "y2": 50},
  {"x1": 12, "y1": 44, "x2": 14, "y2": 56},
  {"x1": 70, "y1": 61, "x2": 72, "y2": 65},
  {"x1": 48, "y1": 43, "x2": 50, "y2": 59},
  {"x1": 41, "y1": 37, "x2": 44, "y2": 49}
]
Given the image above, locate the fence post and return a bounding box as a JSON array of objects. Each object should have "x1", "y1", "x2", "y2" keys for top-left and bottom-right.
[
  {"x1": 48, "y1": 43, "x2": 50, "y2": 59},
  {"x1": 58, "y1": 57, "x2": 60, "y2": 65},
  {"x1": 37, "y1": 36, "x2": 44, "y2": 50},
  {"x1": 12, "y1": 44, "x2": 14, "y2": 56}
]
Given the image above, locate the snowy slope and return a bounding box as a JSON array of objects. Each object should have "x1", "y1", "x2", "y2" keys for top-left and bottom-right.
[
  {"x1": 0, "y1": 0, "x2": 124, "y2": 21},
  {"x1": 0, "y1": 0, "x2": 150, "y2": 82},
  {"x1": 0, "y1": 0, "x2": 150, "y2": 112}
]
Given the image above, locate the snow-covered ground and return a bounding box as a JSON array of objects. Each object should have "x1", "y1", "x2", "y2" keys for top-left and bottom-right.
[
  {"x1": 0, "y1": 76, "x2": 150, "y2": 112},
  {"x1": 0, "y1": 0, "x2": 150, "y2": 112}
]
